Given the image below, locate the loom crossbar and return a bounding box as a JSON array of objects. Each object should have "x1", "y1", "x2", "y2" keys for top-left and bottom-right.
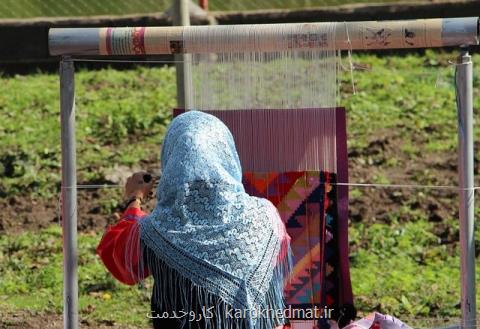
[{"x1": 49, "y1": 17, "x2": 479, "y2": 55}]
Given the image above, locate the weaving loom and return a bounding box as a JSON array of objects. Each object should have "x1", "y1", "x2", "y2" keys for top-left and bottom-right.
[
  {"x1": 172, "y1": 24, "x2": 354, "y2": 327},
  {"x1": 173, "y1": 111, "x2": 354, "y2": 329},
  {"x1": 50, "y1": 16, "x2": 479, "y2": 329}
]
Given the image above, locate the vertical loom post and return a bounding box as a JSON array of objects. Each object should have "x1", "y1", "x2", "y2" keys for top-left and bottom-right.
[
  {"x1": 173, "y1": 0, "x2": 193, "y2": 109},
  {"x1": 60, "y1": 58, "x2": 78, "y2": 329},
  {"x1": 456, "y1": 49, "x2": 476, "y2": 329}
]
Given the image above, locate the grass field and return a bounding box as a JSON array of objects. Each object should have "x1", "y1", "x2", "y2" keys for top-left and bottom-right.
[
  {"x1": 1, "y1": 51, "x2": 480, "y2": 328},
  {"x1": 0, "y1": 0, "x2": 421, "y2": 18}
]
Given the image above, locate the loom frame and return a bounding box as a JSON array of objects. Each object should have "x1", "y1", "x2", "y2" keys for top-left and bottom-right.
[{"x1": 54, "y1": 18, "x2": 479, "y2": 329}]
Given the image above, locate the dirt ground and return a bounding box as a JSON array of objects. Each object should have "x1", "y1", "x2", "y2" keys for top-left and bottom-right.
[
  {"x1": 0, "y1": 128, "x2": 464, "y2": 244},
  {"x1": 0, "y1": 189, "x2": 160, "y2": 234},
  {"x1": 0, "y1": 132, "x2": 462, "y2": 230}
]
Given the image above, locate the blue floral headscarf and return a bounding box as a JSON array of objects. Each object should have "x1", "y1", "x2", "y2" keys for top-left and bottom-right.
[{"x1": 138, "y1": 111, "x2": 290, "y2": 328}]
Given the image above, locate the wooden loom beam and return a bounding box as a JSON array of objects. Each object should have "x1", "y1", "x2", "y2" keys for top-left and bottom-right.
[{"x1": 49, "y1": 17, "x2": 479, "y2": 56}]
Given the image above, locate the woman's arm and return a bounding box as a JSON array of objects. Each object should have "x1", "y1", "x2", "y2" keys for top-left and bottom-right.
[
  {"x1": 96, "y1": 171, "x2": 156, "y2": 285},
  {"x1": 96, "y1": 207, "x2": 150, "y2": 285}
]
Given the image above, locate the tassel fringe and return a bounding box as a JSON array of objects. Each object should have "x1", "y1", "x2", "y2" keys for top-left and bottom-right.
[{"x1": 123, "y1": 227, "x2": 292, "y2": 329}]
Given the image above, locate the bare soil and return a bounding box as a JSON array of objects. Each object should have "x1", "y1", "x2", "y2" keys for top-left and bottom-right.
[{"x1": 0, "y1": 128, "x2": 464, "y2": 244}]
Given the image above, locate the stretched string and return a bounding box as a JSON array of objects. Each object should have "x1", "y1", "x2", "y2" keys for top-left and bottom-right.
[
  {"x1": 56, "y1": 191, "x2": 62, "y2": 227},
  {"x1": 64, "y1": 184, "x2": 122, "y2": 189},
  {"x1": 70, "y1": 58, "x2": 188, "y2": 64},
  {"x1": 60, "y1": 182, "x2": 480, "y2": 191},
  {"x1": 344, "y1": 22, "x2": 356, "y2": 95},
  {"x1": 335, "y1": 182, "x2": 480, "y2": 191},
  {"x1": 58, "y1": 179, "x2": 477, "y2": 229},
  {"x1": 57, "y1": 178, "x2": 478, "y2": 232},
  {"x1": 56, "y1": 191, "x2": 78, "y2": 228}
]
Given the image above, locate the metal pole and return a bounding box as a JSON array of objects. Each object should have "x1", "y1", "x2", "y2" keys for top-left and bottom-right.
[
  {"x1": 173, "y1": 0, "x2": 193, "y2": 109},
  {"x1": 60, "y1": 57, "x2": 78, "y2": 329},
  {"x1": 456, "y1": 48, "x2": 476, "y2": 329}
]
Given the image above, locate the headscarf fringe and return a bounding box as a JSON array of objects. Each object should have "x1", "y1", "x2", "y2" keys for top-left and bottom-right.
[
  {"x1": 128, "y1": 244, "x2": 293, "y2": 329},
  {"x1": 120, "y1": 207, "x2": 293, "y2": 328}
]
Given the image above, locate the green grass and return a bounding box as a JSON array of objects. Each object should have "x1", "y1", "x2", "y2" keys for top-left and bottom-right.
[
  {"x1": 1, "y1": 52, "x2": 480, "y2": 327},
  {"x1": 0, "y1": 66, "x2": 176, "y2": 199},
  {"x1": 0, "y1": 219, "x2": 475, "y2": 327},
  {"x1": 0, "y1": 0, "x2": 422, "y2": 19},
  {"x1": 350, "y1": 220, "x2": 466, "y2": 323},
  {"x1": 0, "y1": 225, "x2": 153, "y2": 327}
]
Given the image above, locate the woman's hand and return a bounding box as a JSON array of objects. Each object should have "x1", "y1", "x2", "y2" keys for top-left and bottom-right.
[{"x1": 124, "y1": 172, "x2": 155, "y2": 201}]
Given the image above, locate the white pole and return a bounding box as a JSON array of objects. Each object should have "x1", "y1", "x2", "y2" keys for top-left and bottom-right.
[
  {"x1": 456, "y1": 49, "x2": 476, "y2": 329},
  {"x1": 173, "y1": 0, "x2": 193, "y2": 109},
  {"x1": 60, "y1": 57, "x2": 78, "y2": 329},
  {"x1": 48, "y1": 17, "x2": 480, "y2": 56}
]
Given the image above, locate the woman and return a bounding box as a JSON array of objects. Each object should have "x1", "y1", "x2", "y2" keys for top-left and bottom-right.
[{"x1": 97, "y1": 111, "x2": 291, "y2": 329}]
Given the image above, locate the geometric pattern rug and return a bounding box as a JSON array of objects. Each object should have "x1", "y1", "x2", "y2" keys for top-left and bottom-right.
[{"x1": 243, "y1": 171, "x2": 339, "y2": 326}]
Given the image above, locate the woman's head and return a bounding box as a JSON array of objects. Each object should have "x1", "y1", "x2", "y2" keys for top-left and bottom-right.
[{"x1": 157, "y1": 111, "x2": 243, "y2": 204}]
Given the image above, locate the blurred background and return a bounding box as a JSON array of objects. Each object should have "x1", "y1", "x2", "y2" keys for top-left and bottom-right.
[{"x1": 0, "y1": 0, "x2": 423, "y2": 18}]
